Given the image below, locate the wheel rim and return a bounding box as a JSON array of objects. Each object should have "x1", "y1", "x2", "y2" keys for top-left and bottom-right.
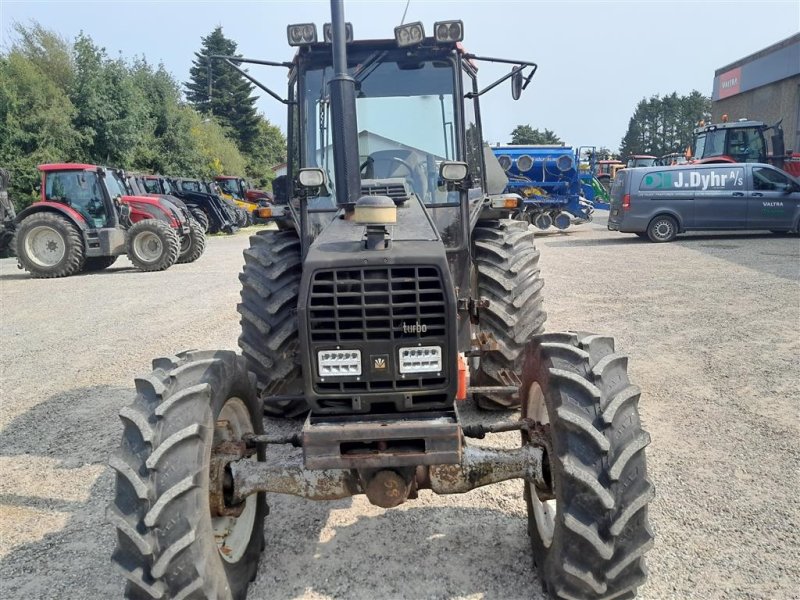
[
  {"x1": 24, "y1": 225, "x2": 65, "y2": 267},
  {"x1": 213, "y1": 397, "x2": 257, "y2": 564},
  {"x1": 180, "y1": 233, "x2": 190, "y2": 254},
  {"x1": 526, "y1": 382, "x2": 556, "y2": 548},
  {"x1": 652, "y1": 219, "x2": 674, "y2": 241},
  {"x1": 132, "y1": 231, "x2": 163, "y2": 262}
]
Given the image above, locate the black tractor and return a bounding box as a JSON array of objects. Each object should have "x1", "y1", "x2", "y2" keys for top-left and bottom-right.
[
  {"x1": 137, "y1": 174, "x2": 238, "y2": 234},
  {"x1": 109, "y1": 3, "x2": 654, "y2": 599}
]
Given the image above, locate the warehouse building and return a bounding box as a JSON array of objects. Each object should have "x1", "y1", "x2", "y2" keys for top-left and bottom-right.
[{"x1": 711, "y1": 33, "x2": 800, "y2": 152}]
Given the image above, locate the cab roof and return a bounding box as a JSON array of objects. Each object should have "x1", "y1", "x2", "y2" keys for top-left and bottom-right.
[{"x1": 38, "y1": 163, "x2": 98, "y2": 172}]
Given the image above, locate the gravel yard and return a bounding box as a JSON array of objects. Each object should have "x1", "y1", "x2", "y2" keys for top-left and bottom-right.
[{"x1": 1, "y1": 216, "x2": 798, "y2": 600}]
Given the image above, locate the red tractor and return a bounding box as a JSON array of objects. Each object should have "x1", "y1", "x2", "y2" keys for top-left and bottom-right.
[
  {"x1": 13, "y1": 164, "x2": 201, "y2": 278},
  {"x1": 691, "y1": 119, "x2": 800, "y2": 177}
]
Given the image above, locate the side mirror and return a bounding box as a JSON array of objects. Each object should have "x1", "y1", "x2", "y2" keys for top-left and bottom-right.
[
  {"x1": 511, "y1": 68, "x2": 523, "y2": 101},
  {"x1": 439, "y1": 161, "x2": 468, "y2": 182}
]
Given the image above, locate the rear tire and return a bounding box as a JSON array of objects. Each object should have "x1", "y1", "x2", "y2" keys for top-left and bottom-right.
[
  {"x1": 646, "y1": 215, "x2": 677, "y2": 243},
  {"x1": 14, "y1": 212, "x2": 85, "y2": 278},
  {"x1": 126, "y1": 220, "x2": 179, "y2": 272},
  {"x1": 472, "y1": 219, "x2": 547, "y2": 408},
  {"x1": 238, "y1": 229, "x2": 307, "y2": 417},
  {"x1": 83, "y1": 256, "x2": 118, "y2": 272},
  {"x1": 177, "y1": 220, "x2": 207, "y2": 264},
  {"x1": 521, "y1": 332, "x2": 654, "y2": 599},
  {"x1": 108, "y1": 350, "x2": 265, "y2": 600}
]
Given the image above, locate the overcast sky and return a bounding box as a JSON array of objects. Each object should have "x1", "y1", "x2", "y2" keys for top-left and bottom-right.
[{"x1": 2, "y1": 1, "x2": 798, "y2": 151}]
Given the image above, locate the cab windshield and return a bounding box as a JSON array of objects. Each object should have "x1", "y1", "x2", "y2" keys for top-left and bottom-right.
[
  {"x1": 303, "y1": 53, "x2": 459, "y2": 205},
  {"x1": 218, "y1": 179, "x2": 243, "y2": 198}
]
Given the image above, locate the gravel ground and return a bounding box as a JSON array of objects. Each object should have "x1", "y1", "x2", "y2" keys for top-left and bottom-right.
[{"x1": 1, "y1": 217, "x2": 798, "y2": 600}]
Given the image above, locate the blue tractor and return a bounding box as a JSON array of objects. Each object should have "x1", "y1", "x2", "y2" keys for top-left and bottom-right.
[{"x1": 492, "y1": 145, "x2": 596, "y2": 229}]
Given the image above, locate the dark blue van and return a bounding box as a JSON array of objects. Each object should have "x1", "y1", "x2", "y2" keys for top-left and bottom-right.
[{"x1": 607, "y1": 163, "x2": 800, "y2": 242}]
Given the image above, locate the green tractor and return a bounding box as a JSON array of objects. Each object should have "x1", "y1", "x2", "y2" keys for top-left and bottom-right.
[{"x1": 108, "y1": 3, "x2": 654, "y2": 598}]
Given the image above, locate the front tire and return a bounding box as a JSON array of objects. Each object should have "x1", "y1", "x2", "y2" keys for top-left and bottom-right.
[
  {"x1": 108, "y1": 350, "x2": 266, "y2": 600},
  {"x1": 473, "y1": 219, "x2": 547, "y2": 408},
  {"x1": 14, "y1": 212, "x2": 85, "y2": 278},
  {"x1": 190, "y1": 208, "x2": 210, "y2": 233},
  {"x1": 126, "y1": 220, "x2": 180, "y2": 272},
  {"x1": 521, "y1": 332, "x2": 654, "y2": 599},
  {"x1": 238, "y1": 229, "x2": 307, "y2": 417}
]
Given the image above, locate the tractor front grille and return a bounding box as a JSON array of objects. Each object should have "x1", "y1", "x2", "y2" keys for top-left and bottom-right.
[{"x1": 308, "y1": 266, "x2": 446, "y2": 343}]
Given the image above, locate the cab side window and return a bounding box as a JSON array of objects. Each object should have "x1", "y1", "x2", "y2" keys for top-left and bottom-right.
[{"x1": 753, "y1": 167, "x2": 796, "y2": 192}]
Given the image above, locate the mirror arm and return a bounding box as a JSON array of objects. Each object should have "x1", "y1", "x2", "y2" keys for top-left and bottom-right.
[
  {"x1": 463, "y1": 54, "x2": 538, "y2": 99},
  {"x1": 209, "y1": 55, "x2": 296, "y2": 106}
]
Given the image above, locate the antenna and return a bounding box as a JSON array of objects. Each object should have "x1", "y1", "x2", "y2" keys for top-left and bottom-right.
[{"x1": 400, "y1": 0, "x2": 411, "y2": 25}]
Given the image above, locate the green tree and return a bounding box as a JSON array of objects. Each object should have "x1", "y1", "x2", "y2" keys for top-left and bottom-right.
[
  {"x1": 0, "y1": 30, "x2": 83, "y2": 208},
  {"x1": 510, "y1": 125, "x2": 563, "y2": 145},
  {"x1": 245, "y1": 116, "x2": 286, "y2": 188},
  {"x1": 70, "y1": 34, "x2": 149, "y2": 165},
  {"x1": 619, "y1": 92, "x2": 710, "y2": 158},
  {"x1": 184, "y1": 27, "x2": 260, "y2": 153}
]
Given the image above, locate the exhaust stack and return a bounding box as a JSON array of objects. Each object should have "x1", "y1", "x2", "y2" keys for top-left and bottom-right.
[{"x1": 328, "y1": 0, "x2": 361, "y2": 209}]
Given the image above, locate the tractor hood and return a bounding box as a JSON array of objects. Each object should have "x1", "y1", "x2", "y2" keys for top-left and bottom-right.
[{"x1": 306, "y1": 194, "x2": 443, "y2": 260}]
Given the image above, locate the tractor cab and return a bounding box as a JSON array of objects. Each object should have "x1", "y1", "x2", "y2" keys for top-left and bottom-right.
[
  {"x1": 692, "y1": 120, "x2": 772, "y2": 164},
  {"x1": 39, "y1": 164, "x2": 122, "y2": 229},
  {"x1": 626, "y1": 154, "x2": 657, "y2": 168}
]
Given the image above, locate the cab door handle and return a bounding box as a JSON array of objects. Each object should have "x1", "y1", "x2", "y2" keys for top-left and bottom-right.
[
  {"x1": 732, "y1": 192, "x2": 744, "y2": 197},
  {"x1": 751, "y1": 192, "x2": 763, "y2": 197}
]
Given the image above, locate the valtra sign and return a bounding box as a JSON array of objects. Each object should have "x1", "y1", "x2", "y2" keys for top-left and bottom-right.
[{"x1": 717, "y1": 67, "x2": 742, "y2": 99}]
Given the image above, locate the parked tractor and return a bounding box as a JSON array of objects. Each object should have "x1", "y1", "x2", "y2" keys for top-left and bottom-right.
[
  {"x1": 596, "y1": 159, "x2": 625, "y2": 192},
  {"x1": 13, "y1": 164, "x2": 197, "y2": 278},
  {"x1": 691, "y1": 118, "x2": 800, "y2": 177},
  {"x1": 0, "y1": 168, "x2": 16, "y2": 258},
  {"x1": 138, "y1": 175, "x2": 238, "y2": 234},
  {"x1": 493, "y1": 145, "x2": 594, "y2": 229},
  {"x1": 214, "y1": 175, "x2": 270, "y2": 224},
  {"x1": 109, "y1": 4, "x2": 654, "y2": 599}
]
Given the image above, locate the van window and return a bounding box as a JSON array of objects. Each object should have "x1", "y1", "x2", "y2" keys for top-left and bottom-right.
[
  {"x1": 752, "y1": 167, "x2": 798, "y2": 192},
  {"x1": 639, "y1": 167, "x2": 744, "y2": 191}
]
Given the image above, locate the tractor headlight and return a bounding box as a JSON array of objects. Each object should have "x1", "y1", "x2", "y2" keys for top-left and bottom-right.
[
  {"x1": 399, "y1": 346, "x2": 442, "y2": 374},
  {"x1": 318, "y1": 350, "x2": 362, "y2": 377}
]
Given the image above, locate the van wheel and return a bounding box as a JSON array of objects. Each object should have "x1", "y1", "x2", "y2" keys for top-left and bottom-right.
[{"x1": 647, "y1": 216, "x2": 677, "y2": 243}]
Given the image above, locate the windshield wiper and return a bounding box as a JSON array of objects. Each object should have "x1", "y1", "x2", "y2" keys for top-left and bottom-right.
[{"x1": 353, "y1": 50, "x2": 387, "y2": 85}]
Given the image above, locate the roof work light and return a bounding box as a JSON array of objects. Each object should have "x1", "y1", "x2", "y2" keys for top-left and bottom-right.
[
  {"x1": 323, "y1": 22, "x2": 353, "y2": 43},
  {"x1": 287, "y1": 23, "x2": 318, "y2": 46},
  {"x1": 394, "y1": 22, "x2": 425, "y2": 47},
  {"x1": 433, "y1": 21, "x2": 464, "y2": 43}
]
